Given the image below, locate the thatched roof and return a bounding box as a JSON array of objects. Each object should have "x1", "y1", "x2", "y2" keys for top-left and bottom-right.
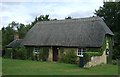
[
  {"x1": 6, "y1": 39, "x2": 23, "y2": 48},
  {"x1": 22, "y1": 17, "x2": 114, "y2": 47}
]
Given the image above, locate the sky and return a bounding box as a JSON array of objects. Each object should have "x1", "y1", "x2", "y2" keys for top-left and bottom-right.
[{"x1": 0, "y1": 0, "x2": 104, "y2": 29}]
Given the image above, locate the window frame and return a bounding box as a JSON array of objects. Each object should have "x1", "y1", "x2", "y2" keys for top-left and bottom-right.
[
  {"x1": 77, "y1": 48, "x2": 84, "y2": 57},
  {"x1": 33, "y1": 47, "x2": 40, "y2": 54}
]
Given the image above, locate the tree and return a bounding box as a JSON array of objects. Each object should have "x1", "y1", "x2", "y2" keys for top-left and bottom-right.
[
  {"x1": 2, "y1": 26, "x2": 15, "y2": 49},
  {"x1": 30, "y1": 15, "x2": 50, "y2": 28},
  {"x1": 8, "y1": 21, "x2": 19, "y2": 30},
  {"x1": 65, "y1": 16, "x2": 72, "y2": 20},
  {"x1": 94, "y1": 2, "x2": 120, "y2": 59},
  {"x1": 37, "y1": 15, "x2": 50, "y2": 21},
  {"x1": 2, "y1": 15, "x2": 50, "y2": 49},
  {"x1": 17, "y1": 23, "x2": 29, "y2": 39}
]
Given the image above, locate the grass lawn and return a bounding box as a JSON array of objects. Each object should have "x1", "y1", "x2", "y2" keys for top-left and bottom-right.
[{"x1": 2, "y1": 58, "x2": 118, "y2": 75}]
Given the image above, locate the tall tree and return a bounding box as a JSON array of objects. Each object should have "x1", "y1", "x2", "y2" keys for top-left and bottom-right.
[
  {"x1": 94, "y1": 2, "x2": 120, "y2": 59},
  {"x1": 2, "y1": 26, "x2": 15, "y2": 49},
  {"x1": 31, "y1": 15, "x2": 50, "y2": 28},
  {"x1": 17, "y1": 23, "x2": 28, "y2": 39}
]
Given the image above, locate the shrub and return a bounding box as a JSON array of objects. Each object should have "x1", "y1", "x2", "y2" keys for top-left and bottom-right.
[
  {"x1": 59, "y1": 50, "x2": 77, "y2": 64},
  {"x1": 15, "y1": 46, "x2": 27, "y2": 60},
  {"x1": 83, "y1": 53, "x2": 91, "y2": 65},
  {"x1": 112, "y1": 60, "x2": 118, "y2": 65},
  {"x1": 4, "y1": 48, "x2": 13, "y2": 58},
  {"x1": 39, "y1": 48, "x2": 49, "y2": 61},
  {"x1": 26, "y1": 47, "x2": 34, "y2": 60}
]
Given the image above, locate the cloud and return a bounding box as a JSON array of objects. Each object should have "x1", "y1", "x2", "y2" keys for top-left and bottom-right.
[
  {"x1": 0, "y1": 1, "x2": 103, "y2": 29},
  {"x1": 0, "y1": 0, "x2": 106, "y2": 3}
]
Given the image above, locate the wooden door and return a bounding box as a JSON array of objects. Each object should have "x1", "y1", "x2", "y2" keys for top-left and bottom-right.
[{"x1": 53, "y1": 47, "x2": 58, "y2": 61}]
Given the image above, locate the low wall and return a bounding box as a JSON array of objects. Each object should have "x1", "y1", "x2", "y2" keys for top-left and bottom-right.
[{"x1": 84, "y1": 50, "x2": 107, "y2": 67}]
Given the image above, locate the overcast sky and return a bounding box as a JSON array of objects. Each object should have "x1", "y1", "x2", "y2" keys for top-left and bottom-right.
[{"x1": 0, "y1": 0, "x2": 104, "y2": 29}]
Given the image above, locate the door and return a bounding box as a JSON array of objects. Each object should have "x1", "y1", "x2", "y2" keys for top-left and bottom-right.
[{"x1": 53, "y1": 47, "x2": 58, "y2": 61}]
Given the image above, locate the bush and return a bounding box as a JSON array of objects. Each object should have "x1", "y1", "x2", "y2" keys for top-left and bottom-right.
[
  {"x1": 15, "y1": 46, "x2": 27, "y2": 60},
  {"x1": 83, "y1": 53, "x2": 91, "y2": 65},
  {"x1": 84, "y1": 52, "x2": 102, "y2": 57},
  {"x1": 39, "y1": 48, "x2": 49, "y2": 61},
  {"x1": 4, "y1": 48, "x2": 13, "y2": 58},
  {"x1": 112, "y1": 60, "x2": 118, "y2": 65},
  {"x1": 59, "y1": 50, "x2": 77, "y2": 64},
  {"x1": 26, "y1": 47, "x2": 34, "y2": 60}
]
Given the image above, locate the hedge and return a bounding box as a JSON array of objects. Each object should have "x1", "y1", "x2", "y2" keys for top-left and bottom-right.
[{"x1": 4, "y1": 46, "x2": 27, "y2": 60}]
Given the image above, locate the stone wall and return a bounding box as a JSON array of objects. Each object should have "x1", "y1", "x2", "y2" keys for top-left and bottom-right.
[{"x1": 84, "y1": 50, "x2": 107, "y2": 67}]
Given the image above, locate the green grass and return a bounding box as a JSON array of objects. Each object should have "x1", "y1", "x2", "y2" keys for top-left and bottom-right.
[{"x1": 2, "y1": 58, "x2": 118, "y2": 75}]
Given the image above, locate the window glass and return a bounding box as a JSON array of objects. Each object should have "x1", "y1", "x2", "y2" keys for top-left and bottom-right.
[
  {"x1": 77, "y1": 48, "x2": 84, "y2": 57},
  {"x1": 33, "y1": 47, "x2": 40, "y2": 54}
]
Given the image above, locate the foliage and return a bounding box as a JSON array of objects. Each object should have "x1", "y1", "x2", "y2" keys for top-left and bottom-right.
[
  {"x1": 85, "y1": 48, "x2": 102, "y2": 56},
  {"x1": 59, "y1": 50, "x2": 77, "y2": 64},
  {"x1": 4, "y1": 48, "x2": 13, "y2": 58},
  {"x1": 83, "y1": 52, "x2": 91, "y2": 64},
  {"x1": 84, "y1": 52, "x2": 102, "y2": 56},
  {"x1": 94, "y1": 2, "x2": 120, "y2": 59},
  {"x1": 26, "y1": 47, "x2": 34, "y2": 60},
  {"x1": 112, "y1": 60, "x2": 118, "y2": 65},
  {"x1": 2, "y1": 26, "x2": 15, "y2": 49},
  {"x1": 17, "y1": 23, "x2": 29, "y2": 39},
  {"x1": 39, "y1": 47, "x2": 49, "y2": 61},
  {"x1": 31, "y1": 15, "x2": 50, "y2": 27},
  {"x1": 65, "y1": 16, "x2": 72, "y2": 19},
  {"x1": 14, "y1": 46, "x2": 27, "y2": 60},
  {"x1": 83, "y1": 51, "x2": 101, "y2": 65},
  {"x1": 2, "y1": 15, "x2": 50, "y2": 57}
]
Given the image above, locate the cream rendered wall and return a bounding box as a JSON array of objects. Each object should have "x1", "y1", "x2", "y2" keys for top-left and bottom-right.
[{"x1": 48, "y1": 47, "x2": 53, "y2": 61}]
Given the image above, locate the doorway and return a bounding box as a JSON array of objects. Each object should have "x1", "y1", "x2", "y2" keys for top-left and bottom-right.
[{"x1": 52, "y1": 47, "x2": 58, "y2": 61}]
